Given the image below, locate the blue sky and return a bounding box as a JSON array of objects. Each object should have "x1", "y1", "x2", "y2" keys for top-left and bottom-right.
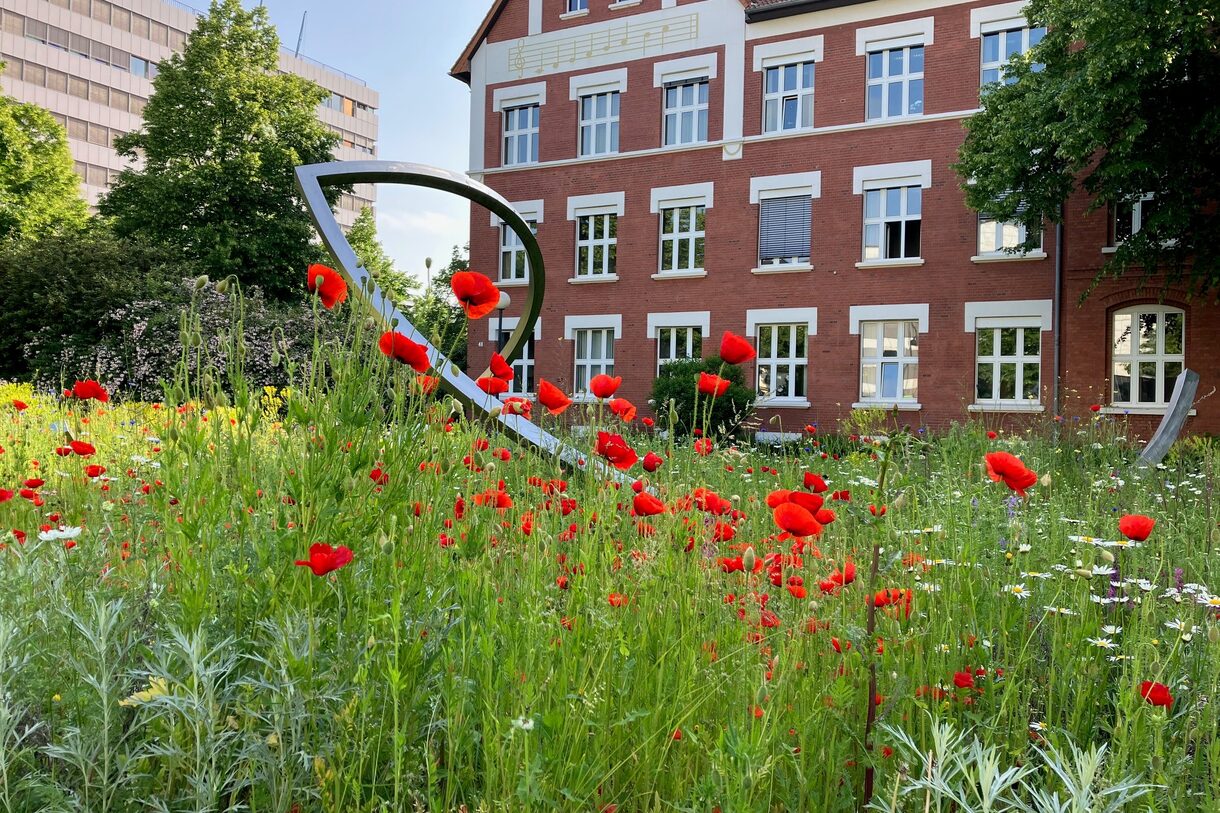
[{"x1": 249, "y1": 0, "x2": 490, "y2": 285}]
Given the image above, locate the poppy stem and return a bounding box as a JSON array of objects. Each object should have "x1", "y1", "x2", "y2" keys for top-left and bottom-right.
[{"x1": 862, "y1": 438, "x2": 895, "y2": 810}]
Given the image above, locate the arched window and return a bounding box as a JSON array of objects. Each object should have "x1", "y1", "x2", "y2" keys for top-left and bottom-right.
[{"x1": 1111, "y1": 306, "x2": 1185, "y2": 406}]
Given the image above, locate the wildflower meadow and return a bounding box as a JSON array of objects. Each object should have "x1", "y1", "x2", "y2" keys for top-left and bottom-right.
[{"x1": 0, "y1": 267, "x2": 1217, "y2": 813}]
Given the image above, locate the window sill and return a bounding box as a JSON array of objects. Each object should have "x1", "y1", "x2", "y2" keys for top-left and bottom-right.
[
  {"x1": 751, "y1": 264, "x2": 813, "y2": 275},
  {"x1": 579, "y1": 150, "x2": 620, "y2": 159},
  {"x1": 651, "y1": 270, "x2": 707, "y2": 280},
  {"x1": 608, "y1": 0, "x2": 641, "y2": 8},
  {"x1": 756, "y1": 430, "x2": 805, "y2": 443},
  {"x1": 559, "y1": 9, "x2": 589, "y2": 20},
  {"x1": 866, "y1": 113, "x2": 925, "y2": 125},
  {"x1": 853, "y1": 401, "x2": 922, "y2": 411},
  {"x1": 1101, "y1": 246, "x2": 1118, "y2": 255},
  {"x1": 497, "y1": 279, "x2": 529, "y2": 288},
  {"x1": 756, "y1": 398, "x2": 811, "y2": 409},
  {"x1": 971, "y1": 252, "x2": 1048, "y2": 264},
  {"x1": 501, "y1": 161, "x2": 539, "y2": 170},
  {"x1": 568, "y1": 275, "x2": 619, "y2": 285},
  {"x1": 760, "y1": 126, "x2": 816, "y2": 138},
  {"x1": 855, "y1": 258, "x2": 925, "y2": 270},
  {"x1": 1101, "y1": 406, "x2": 1196, "y2": 417},
  {"x1": 968, "y1": 403, "x2": 1045, "y2": 413},
  {"x1": 664, "y1": 139, "x2": 710, "y2": 149}
]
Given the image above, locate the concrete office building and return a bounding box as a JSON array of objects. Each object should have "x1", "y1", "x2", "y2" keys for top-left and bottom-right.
[{"x1": 0, "y1": 0, "x2": 379, "y2": 226}]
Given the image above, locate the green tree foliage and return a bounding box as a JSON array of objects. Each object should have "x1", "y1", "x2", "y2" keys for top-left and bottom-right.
[
  {"x1": 99, "y1": 0, "x2": 340, "y2": 300},
  {"x1": 956, "y1": 0, "x2": 1219, "y2": 296},
  {"x1": 409, "y1": 244, "x2": 469, "y2": 370},
  {"x1": 347, "y1": 206, "x2": 416, "y2": 307},
  {"x1": 0, "y1": 62, "x2": 89, "y2": 243},
  {"x1": 650, "y1": 356, "x2": 756, "y2": 438},
  {"x1": 0, "y1": 228, "x2": 194, "y2": 381}
]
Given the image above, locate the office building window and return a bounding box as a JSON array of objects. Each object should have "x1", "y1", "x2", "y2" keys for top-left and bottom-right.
[
  {"x1": 763, "y1": 61, "x2": 815, "y2": 133},
  {"x1": 866, "y1": 45, "x2": 924, "y2": 120},
  {"x1": 756, "y1": 324, "x2": 808, "y2": 401},
  {"x1": 663, "y1": 79, "x2": 709, "y2": 146},
  {"x1": 863, "y1": 186, "x2": 921, "y2": 261},
  {"x1": 860, "y1": 320, "x2": 919, "y2": 403},
  {"x1": 976, "y1": 326, "x2": 1041, "y2": 404},
  {"x1": 579, "y1": 91, "x2": 619, "y2": 157},
  {"x1": 503, "y1": 104, "x2": 540, "y2": 166}
]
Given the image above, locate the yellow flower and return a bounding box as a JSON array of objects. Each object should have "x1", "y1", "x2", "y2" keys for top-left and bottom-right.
[{"x1": 119, "y1": 677, "x2": 169, "y2": 707}]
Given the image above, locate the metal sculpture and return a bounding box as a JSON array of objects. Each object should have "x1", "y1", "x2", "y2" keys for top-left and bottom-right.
[
  {"x1": 1136, "y1": 368, "x2": 1200, "y2": 468},
  {"x1": 294, "y1": 160, "x2": 586, "y2": 467}
]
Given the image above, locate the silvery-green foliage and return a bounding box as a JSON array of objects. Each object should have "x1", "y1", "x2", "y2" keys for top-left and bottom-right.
[{"x1": 870, "y1": 717, "x2": 1157, "y2": 813}]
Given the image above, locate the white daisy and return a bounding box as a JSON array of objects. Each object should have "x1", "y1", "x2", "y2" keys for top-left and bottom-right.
[{"x1": 1004, "y1": 584, "x2": 1031, "y2": 600}]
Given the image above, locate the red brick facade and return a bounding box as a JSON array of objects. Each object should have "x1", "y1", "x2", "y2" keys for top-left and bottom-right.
[{"x1": 454, "y1": 0, "x2": 1216, "y2": 437}]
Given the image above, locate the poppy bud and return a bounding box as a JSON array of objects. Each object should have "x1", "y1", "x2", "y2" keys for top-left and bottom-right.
[
  {"x1": 190, "y1": 331, "x2": 203, "y2": 348},
  {"x1": 1099, "y1": 549, "x2": 1116, "y2": 564},
  {"x1": 1074, "y1": 569, "x2": 1094, "y2": 579},
  {"x1": 1040, "y1": 473, "x2": 1052, "y2": 488},
  {"x1": 742, "y1": 545, "x2": 757, "y2": 574},
  {"x1": 1209, "y1": 625, "x2": 1219, "y2": 645},
  {"x1": 270, "y1": 351, "x2": 281, "y2": 367},
  {"x1": 167, "y1": 426, "x2": 180, "y2": 442},
  {"x1": 892, "y1": 490, "x2": 906, "y2": 511},
  {"x1": 489, "y1": 406, "x2": 503, "y2": 419},
  {"x1": 364, "y1": 317, "x2": 378, "y2": 331},
  {"x1": 194, "y1": 274, "x2": 210, "y2": 290}
]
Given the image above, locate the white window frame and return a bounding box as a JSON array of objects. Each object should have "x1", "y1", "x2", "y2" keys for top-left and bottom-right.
[
  {"x1": 658, "y1": 204, "x2": 706, "y2": 276},
  {"x1": 750, "y1": 173, "x2": 820, "y2": 273},
  {"x1": 862, "y1": 185, "x2": 922, "y2": 262},
  {"x1": 575, "y1": 212, "x2": 617, "y2": 280},
  {"x1": 499, "y1": 219, "x2": 537, "y2": 284},
  {"x1": 662, "y1": 78, "x2": 710, "y2": 146},
  {"x1": 491, "y1": 201, "x2": 543, "y2": 286},
  {"x1": 1111, "y1": 193, "x2": 1156, "y2": 247},
  {"x1": 762, "y1": 61, "x2": 816, "y2": 133},
  {"x1": 857, "y1": 19, "x2": 933, "y2": 122},
  {"x1": 502, "y1": 104, "x2": 540, "y2": 166},
  {"x1": 980, "y1": 25, "x2": 1046, "y2": 87},
  {"x1": 570, "y1": 322, "x2": 617, "y2": 398},
  {"x1": 973, "y1": 322, "x2": 1042, "y2": 407},
  {"x1": 754, "y1": 324, "x2": 810, "y2": 406},
  {"x1": 866, "y1": 44, "x2": 925, "y2": 121},
  {"x1": 1110, "y1": 305, "x2": 1185, "y2": 408},
  {"x1": 566, "y1": 0, "x2": 588, "y2": 13},
  {"x1": 853, "y1": 162, "x2": 931, "y2": 268},
  {"x1": 648, "y1": 311, "x2": 710, "y2": 375},
  {"x1": 568, "y1": 194, "x2": 624, "y2": 283},
  {"x1": 578, "y1": 91, "x2": 620, "y2": 157},
  {"x1": 656, "y1": 326, "x2": 703, "y2": 374},
  {"x1": 858, "y1": 320, "x2": 920, "y2": 407},
  {"x1": 488, "y1": 317, "x2": 542, "y2": 397},
  {"x1": 744, "y1": 308, "x2": 817, "y2": 408},
  {"x1": 975, "y1": 211, "x2": 1045, "y2": 261}
]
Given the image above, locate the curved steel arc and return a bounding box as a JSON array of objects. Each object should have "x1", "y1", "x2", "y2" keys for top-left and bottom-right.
[{"x1": 293, "y1": 160, "x2": 590, "y2": 470}]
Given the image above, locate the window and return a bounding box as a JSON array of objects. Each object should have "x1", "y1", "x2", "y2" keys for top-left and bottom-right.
[
  {"x1": 663, "y1": 79, "x2": 709, "y2": 146},
  {"x1": 863, "y1": 186, "x2": 921, "y2": 260},
  {"x1": 497, "y1": 330, "x2": 535, "y2": 395},
  {"x1": 567, "y1": 0, "x2": 588, "y2": 11},
  {"x1": 866, "y1": 46, "x2": 924, "y2": 120},
  {"x1": 981, "y1": 26, "x2": 1046, "y2": 86},
  {"x1": 756, "y1": 324, "x2": 808, "y2": 401},
  {"x1": 579, "y1": 91, "x2": 619, "y2": 156},
  {"x1": 66, "y1": 118, "x2": 87, "y2": 141},
  {"x1": 503, "y1": 104, "x2": 539, "y2": 166},
  {"x1": 759, "y1": 196, "x2": 811, "y2": 266},
  {"x1": 978, "y1": 211, "x2": 1041, "y2": 256},
  {"x1": 860, "y1": 321, "x2": 918, "y2": 403},
  {"x1": 976, "y1": 326, "x2": 1040, "y2": 404},
  {"x1": 46, "y1": 68, "x2": 68, "y2": 93},
  {"x1": 1112, "y1": 194, "x2": 1156, "y2": 245},
  {"x1": 1111, "y1": 307, "x2": 1184, "y2": 407},
  {"x1": 576, "y1": 213, "x2": 617, "y2": 278},
  {"x1": 659, "y1": 205, "x2": 705, "y2": 275},
  {"x1": 574, "y1": 328, "x2": 615, "y2": 395},
  {"x1": 763, "y1": 61, "x2": 815, "y2": 133},
  {"x1": 90, "y1": 0, "x2": 110, "y2": 25},
  {"x1": 150, "y1": 21, "x2": 169, "y2": 47},
  {"x1": 500, "y1": 220, "x2": 537, "y2": 283},
  {"x1": 657, "y1": 326, "x2": 702, "y2": 373},
  {"x1": 68, "y1": 76, "x2": 88, "y2": 100}
]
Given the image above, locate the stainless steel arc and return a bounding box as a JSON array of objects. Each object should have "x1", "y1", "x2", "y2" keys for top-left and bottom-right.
[{"x1": 293, "y1": 160, "x2": 585, "y2": 467}]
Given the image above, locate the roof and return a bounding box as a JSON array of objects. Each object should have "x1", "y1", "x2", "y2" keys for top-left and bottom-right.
[{"x1": 451, "y1": 0, "x2": 870, "y2": 84}]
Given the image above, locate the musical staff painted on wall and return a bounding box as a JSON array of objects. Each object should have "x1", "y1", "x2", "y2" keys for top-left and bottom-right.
[{"x1": 508, "y1": 14, "x2": 700, "y2": 78}]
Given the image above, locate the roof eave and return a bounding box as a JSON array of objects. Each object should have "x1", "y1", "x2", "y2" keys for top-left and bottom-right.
[{"x1": 745, "y1": 0, "x2": 874, "y2": 23}]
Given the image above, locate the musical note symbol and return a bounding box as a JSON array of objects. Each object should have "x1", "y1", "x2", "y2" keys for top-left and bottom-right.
[
  {"x1": 619, "y1": 22, "x2": 629, "y2": 46},
  {"x1": 660, "y1": 23, "x2": 669, "y2": 51},
  {"x1": 585, "y1": 32, "x2": 593, "y2": 58}
]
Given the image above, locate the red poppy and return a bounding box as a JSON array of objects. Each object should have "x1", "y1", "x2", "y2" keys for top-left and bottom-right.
[
  {"x1": 502, "y1": 396, "x2": 533, "y2": 420},
  {"x1": 306, "y1": 264, "x2": 349, "y2": 310},
  {"x1": 694, "y1": 438, "x2": 713, "y2": 456},
  {"x1": 609, "y1": 398, "x2": 636, "y2": 422},
  {"x1": 370, "y1": 467, "x2": 389, "y2": 486},
  {"x1": 953, "y1": 671, "x2": 975, "y2": 690},
  {"x1": 642, "y1": 451, "x2": 664, "y2": 472},
  {"x1": 987, "y1": 431, "x2": 998, "y2": 440},
  {"x1": 84, "y1": 465, "x2": 106, "y2": 478},
  {"x1": 633, "y1": 492, "x2": 666, "y2": 516},
  {"x1": 697, "y1": 372, "x2": 730, "y2": 397},
  {"x1": 983, "y1": 451, "x2": 1038, "y2": 498},
  {"x1": 450, "y1": 271, "x2": 500, "y2": 320},
  {"x1": 787, "y1": 491, "x2": 824, "y2": 514},
  {"x1": 489, "y1": 353, "x2": 514, "y2": 381},
  {"x1": 378, "y1": 331, "x2": 431, "y2": 373},
  {"x1": 803, "y1": 472, "x2": 828, "y2": 493},
  {"x1": 596, "y1": 432, "x2": 638, "y2": 471},
  {"x1": 608, "y1": 592, "x2": 629, "y2": 607},
  {"x1": 412, "y1": 375, "x2": 440, "y2": 396},
  {"x1": 1118, "y1": 514, "x2": 1156, "y2": 542},
  {"x1": 773, "y1": 502, "x2": 821, "y2": 537},
  {"x1": 476, "y1": 376, "x2": 509, "y2": 396},
  {"x1": 72, "y1": 380, "x2": 109, "y2": 403},
  {"x1": 294, "y1": 543, "x2": 354, "y2": 576},
  {"x1": 69, "y1": 441, "x2": 95, "y2": 457},
  {"x1": 537, "y1": 380, "x2": 573, "y2": 416},
  {"x1": 1139, "y1": 680, "x2": 1173, "y2": 707},
  {"x1": 0, "y1": 489, "x2": 12, "y2": 503},
  {"x1": 589, "y1": 374, "x2": 622, "y2": 399},
  {"x1": 1090, "y1": 404, "x2": 1102, "y2": 412},
  {"x1": 11, "y1": 400, "x2": 27, "y2": 411},
  {"x1": 719, "y1": 331, "x2": 757, "y2": 365}
]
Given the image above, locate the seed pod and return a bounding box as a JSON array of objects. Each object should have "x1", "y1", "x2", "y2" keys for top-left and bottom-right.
[{"x1": 742, "y1": 545, "x2": 757, "y2": 573}]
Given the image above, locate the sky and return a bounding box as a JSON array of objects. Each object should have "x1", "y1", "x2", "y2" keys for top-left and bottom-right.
[{"x1": 248, "y1": 0, "x2": 491, "y2": 287}]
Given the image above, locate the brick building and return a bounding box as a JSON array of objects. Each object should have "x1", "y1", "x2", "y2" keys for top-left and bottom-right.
[
  {"x1": 451, "y1": 0, "x2": 1215, "y2": 437},
  {"x1": 1, "y1": 0, "x2": 379, "y2": 227}
]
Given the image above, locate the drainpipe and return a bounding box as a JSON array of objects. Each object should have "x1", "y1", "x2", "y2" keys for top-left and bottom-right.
[{"x1": 1052, "y1": 206, "x2": 1065, "y2": 439}]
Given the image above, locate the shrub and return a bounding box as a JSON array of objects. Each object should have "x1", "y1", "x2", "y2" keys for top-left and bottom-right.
[{"x1": 649, "y1": 356, "x2": 755, "y2": 438}]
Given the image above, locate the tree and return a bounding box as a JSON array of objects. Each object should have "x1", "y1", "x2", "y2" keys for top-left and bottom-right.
[
  {"x1": 408, "y1": 244, "x2": 468, "y2": 370},
  {"x1": 347, "y1": 206, "x2": 416, "y2": 307},
  {"x1": 0, "y1": 62, "x2": 89, "y2": 243},
  {"x1": 650, "y1": 356, "x2": 756, "y2": 438},
  {"x1": 956, "y1": 0, "x2": 1219, "y2": 296},
  {"x1": 99, "y1": 0, "x2": 340, "y2": 300}
]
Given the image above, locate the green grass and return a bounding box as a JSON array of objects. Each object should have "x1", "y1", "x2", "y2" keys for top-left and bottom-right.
[{"x1": 0, "y1": 298, "x2": 1217, "y2": 813}]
